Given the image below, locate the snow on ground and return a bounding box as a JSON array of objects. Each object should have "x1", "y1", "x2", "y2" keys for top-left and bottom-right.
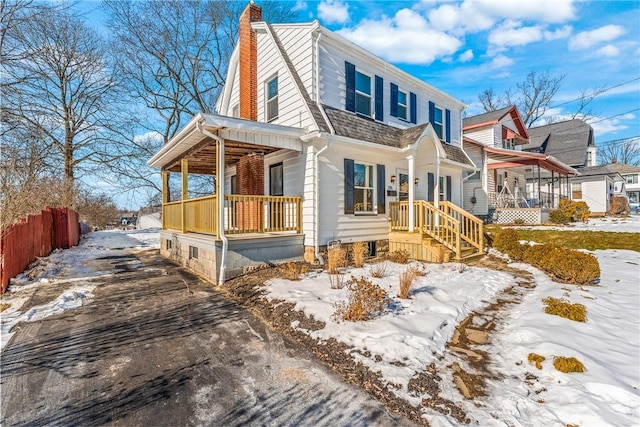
[
  {"x1": 137, "y1": 212, "x2": 162, "y2": 229},
  {"x1": 516, "y1": 214, "x2": 640, "y2": 233},
  {"x1": 470, "y1": 249, "x2": 640, "y2": 427},
  {"x1": 1, "y1": 228, "x2": 160, "y2": 352},
  {"x1": 265, "y1": 247, "x2": 640, "y2": 425}
]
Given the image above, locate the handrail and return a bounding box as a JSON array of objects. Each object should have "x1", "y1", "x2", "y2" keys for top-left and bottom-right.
[{"x1": 439, "y1": 201, "x2": 484, "y2": 253}]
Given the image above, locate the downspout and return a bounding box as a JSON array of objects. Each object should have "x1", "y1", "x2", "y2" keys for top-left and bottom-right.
[
  {"x1": 196, "y1": 122, "x2": 228, "y2": 285},
  {"x1": 314, "y1": 136, "x2": 332, "y2": 264}
]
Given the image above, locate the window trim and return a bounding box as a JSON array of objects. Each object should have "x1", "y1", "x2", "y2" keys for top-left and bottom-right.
[
  {"x1": 353, "y1": 161, "x2": 375, "y2": 213},
  {"x1": 354, "y1": 69, "x2": 372, "y2": 117},
  {"x1": 265, "y1": 75, "x2": 279, "y2": 122}
]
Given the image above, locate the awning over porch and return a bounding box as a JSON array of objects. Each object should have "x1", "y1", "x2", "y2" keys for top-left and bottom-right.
[{"x1": 148, "y1": 113, "x2": 306, "y2": 174}]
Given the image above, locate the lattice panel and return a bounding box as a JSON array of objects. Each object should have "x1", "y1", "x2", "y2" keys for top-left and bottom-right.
[{"x1": 492, "y1": 208, "x2": 542, "y2": 224}]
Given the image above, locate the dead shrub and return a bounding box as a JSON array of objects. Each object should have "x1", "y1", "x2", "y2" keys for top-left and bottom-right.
[
  {"x1": 542, "y1": 297, "x2": 587, "y2": 322},
  {"x1": 398, "y1": 266, "x2": 419, "y2": 299},
  {"x1": 369, "y1": 261, "x2": 388, "y2": 278},
  {"x1": 351, "y1": 241, "x2": 367, "y2": 268},
  {"x1": 388, "y1": 249, "x2": 410, "y2": 264},
  {"x1": 528, "y1": 353, "x2": 546, "y2": 370},
  {"x1": 279, "y1": 262, "x2": 308, "y2": 281},
  {"x1": 334, "y1": 276, "x2": 389, "y2": 321},
  {"x1": 553, "y1": 356, "x2": 585, "y2": 373},
  {"x1": 492, "y1": 228, "x2": 526, "y2": 261},
  {"x1": 327, "y1": 246, "x2": 347, "y2": 274},
  {"x1": 0, "y1": 302, "x2": 10, "y2": 312}
]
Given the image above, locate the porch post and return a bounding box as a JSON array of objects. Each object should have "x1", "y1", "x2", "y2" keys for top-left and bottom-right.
[
  {"x1": 551, "y1": 170, "x2": 555, "y2": 207},
  {"x1": 537, "y1": 164, "x2": 541, "y2": 207},
  {"x1": 408, "y1": 154, "x2": 415, "y2": 233},
  {"x1": 162, "y1": 171, "x2": 170, "y2": 204},
  {"x1": 181, "y1": 158, "x2": 188, "y2": 232}
]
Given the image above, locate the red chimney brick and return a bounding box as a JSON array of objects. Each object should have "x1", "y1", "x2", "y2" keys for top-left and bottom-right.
[{"x1": 239, "y1": 2, "x2": 261, "y2": 121}]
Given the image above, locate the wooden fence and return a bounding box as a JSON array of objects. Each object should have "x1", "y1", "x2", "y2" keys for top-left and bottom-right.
[{"x1": 0, "y1": 207, "x2": 80, "y2": 292}]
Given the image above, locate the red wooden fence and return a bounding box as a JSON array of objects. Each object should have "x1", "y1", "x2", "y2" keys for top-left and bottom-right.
[{"x1": 0, "y1": 207, "x2": 80, "y2": 292}]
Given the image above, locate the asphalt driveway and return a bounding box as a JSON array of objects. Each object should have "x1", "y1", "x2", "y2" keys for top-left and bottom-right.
[{"x1": 1, "y1": 248, "x2": 411, "y2": 426}]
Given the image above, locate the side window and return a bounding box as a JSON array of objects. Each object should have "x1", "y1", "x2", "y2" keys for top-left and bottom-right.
[
  {"x1": 355, "y1": 71, "x2": 372, "y2": 117},
  {"x1": 266, "y1": 75, "x2": 278, "y2": 122},
  {"x1": 269, "y1": 163, "x2": 283, "y2": 196},
  {"x1": 230, "y1": 175, "x2": 237, "y2": 194}
]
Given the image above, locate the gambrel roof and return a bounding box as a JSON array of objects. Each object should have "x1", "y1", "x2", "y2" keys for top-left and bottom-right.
[{"x1": 524, "y1": 119, "x2": 594, "y2": 168}]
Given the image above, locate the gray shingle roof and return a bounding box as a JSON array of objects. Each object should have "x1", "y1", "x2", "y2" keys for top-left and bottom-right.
[
  {"x1": 462, "y1": 106, "x2": 513, "y2": 129},
  {"x1": 574, "y1": 165, "x2": 615, "y2": 177},
  {"x1": 523, "y1": 119, "x2": 594, "y2": 168},
  {"x1": 322, "y1": 106, "x2": 473, "y2": 166},
  {"x1": 604, "y1": 162, "x2": 640, "y2": 174}
]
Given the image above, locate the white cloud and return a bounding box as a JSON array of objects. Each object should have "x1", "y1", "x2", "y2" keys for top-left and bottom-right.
[
  {"x1": 587, "y1": 113, "x2": 634, "y2": 137},
  {"x1": 488, "y1": 21, "x2": 543, "y2": 48},
  {"x1": 133, "y1": 131, "x2": 163, "y2": 146},
  {"x1": 458, "y1": 49, "x2": 474, "y2": 62},
  {"x1": 490, "y1": 54, "x2": 514, "y2": 69},
  {"x1": 543, "y1": 25, "x2": 572, "y2": 41},
  {"x1": 596, "y1": 44, "x2": 620, "y2": 57},
  {"x1": 292, "y1": 0, "x2": 307, "y2": 12},
  {"x1": 337, "y1": 9, "x2": 461, "y2": 64},
  {"x1": 569, "y1": 24, "x2": 625, "y2": 50},
  {"x1": 317, "y1": 0, "x2": 349, "y2": 25}
]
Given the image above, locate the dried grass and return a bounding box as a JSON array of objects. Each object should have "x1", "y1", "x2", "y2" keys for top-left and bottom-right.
[
  {"x1": 327, "y1": 246, "x2": 347, "y2": 274},
  {"x1": 0, "y1": 302, "x2": 10, "y2": 312},
  {"x1": 279, "y1": 262, "x2": 308, "y2": 281},
  {"x1": 334, "y1": 276, "x2": 389, "y2": 321},
  {"x1": 542, "y1": 297, "x2": 588, "y2": 322},
  {"x1": 351, "y1": 241, "x2": 367, "y2": 268},
  {"x1": 369, "y1": 261, "x2": 388, "y2": 278},
  {"x1": 398, "y1": 265, "x2": 419, "y2": 299},
  {"x1": 553, "y1": 356, "x2": 585, "y2": 373},
  {"x1": 528, "y1": 353, "x2": 546, "y2": 370}
]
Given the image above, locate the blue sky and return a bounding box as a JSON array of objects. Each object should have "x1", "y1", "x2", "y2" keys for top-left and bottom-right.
[{"x1": 300, "y1": 0, "x2": 639, "y2": 142}]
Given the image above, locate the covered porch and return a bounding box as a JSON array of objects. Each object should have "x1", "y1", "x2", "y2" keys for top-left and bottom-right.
[{"x1": 148, "y1": 114, "x2": 307, "y2": 283}]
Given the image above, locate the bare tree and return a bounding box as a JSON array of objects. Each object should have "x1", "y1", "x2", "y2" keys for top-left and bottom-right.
[
  {"x1": 478, "y1": 71, "x2": 565, "y2": 128},
  {"x1": 598, "y1": 137, "x2": 640, "y2": 166},
  {"x1": 1, "y1": 6, "x2": 125, "y2": 207},
  {"x1": 76, "y1": 192, "x2": 119, "y2": 229}
]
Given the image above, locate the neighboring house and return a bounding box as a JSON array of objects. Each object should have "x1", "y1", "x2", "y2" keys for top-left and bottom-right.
[
  {"x1": 462, "y1": 106, "x2": 577, "y2": 224},
  {"x1": 601, "y1": 162, "x2": 640, "y2": 211},
  {"x1": 569, "y1": 165, "x2": 625, "y2": 214},
  {"x1": 148, "y1": 3, "x2": 483, "y2": 284}
]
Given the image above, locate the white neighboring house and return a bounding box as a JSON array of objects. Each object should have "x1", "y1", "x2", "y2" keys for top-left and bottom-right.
[
  {"x1": 569, "y1": 165, "x2": 625, "y2": 214},
  {"x1": 147, "y1": 3, "x2": 483, "y2": 284},
  {"x1": 601, "y1": 162, "x2": 640, "y2": 211},
  {"x1": 462, "y1": 106, "x2": 576, "y2": 224}
]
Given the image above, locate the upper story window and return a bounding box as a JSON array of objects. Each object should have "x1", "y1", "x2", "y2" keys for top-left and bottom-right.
[
  {"x1": 266, "y1": 75, "x2": 278, "y2": 122},
  {"x1": 625, "y1": 174, "x2": 638, "y2": 184},
  {"x1": 397, "y1": 90, "x2": 408, "y2": 120},
  {"x1": 355, "y1": 71, "x2": 372, "y2": 117},
  {"x1": 433, "y1": 107, "x2": 444, "y2": 139}
]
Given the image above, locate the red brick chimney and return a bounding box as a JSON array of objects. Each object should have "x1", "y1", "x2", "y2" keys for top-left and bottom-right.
[{"x1": 239, "y1": 1, "x2": 261, "y2": 121}]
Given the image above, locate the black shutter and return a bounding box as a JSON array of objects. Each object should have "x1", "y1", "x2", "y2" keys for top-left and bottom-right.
[
  {"x1": 427, "y1": 173, "x2": 434, "y2": 203},
  {"x1": 410, "y1": 92, "x2": 417, "y2": 124},
  {"x1": 445, "y1": 109, "x2": 451, "y2": 143},
  {"x1": 446, "y1": 175, "x2": 452, "y2": 201},
  {"x1": 390, "y1": 83, "x2": 398, "y2": 117},
  {"x1": 345, "y1": 62, "x2": 356, "y2": 113},
  {"x1": 428, "y1": 101, "x2": 435, "y2": 128},
  {"x1": 344, "y1": 158, "x2": 354, "y2": 214},
  {"x1": 377, "y1": 164, "x2": 385, "y2": 214},
  {"x1": 375, "y1": 76, "x2": 384, "y2": 121}
]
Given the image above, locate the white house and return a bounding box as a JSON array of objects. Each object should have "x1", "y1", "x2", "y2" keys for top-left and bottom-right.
[
  {"x1": 462, "y1": 106, "x2": 577, "y2": 224},
  {"x1": 569, "y1": 165, "x2": 625, "y2": 214},
  {"x1": 148, "y1": 3, "x2": 484, "y2": 283},
  {"x1": 605, "y1": 162, "x2": 640, "y2": 212}
]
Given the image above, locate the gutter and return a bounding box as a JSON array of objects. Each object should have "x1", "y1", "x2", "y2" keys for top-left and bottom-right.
[{"x1": 196, "y1": 121, "x2": 228, "y2": 285}]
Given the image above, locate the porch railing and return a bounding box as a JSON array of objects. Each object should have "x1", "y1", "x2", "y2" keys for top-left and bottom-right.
[
  {"x1": 439, "y1": 201, "x2": 484, "y2": 254},
  {"x1": 162, "y1": 195, "x2": 302, "y2": 235},
  {"x1": 489, "y1": 191, "x2": 567, "y2": 209},
  {"x1": 390, "y1": 201, "x2": 462, "y2": 260}
]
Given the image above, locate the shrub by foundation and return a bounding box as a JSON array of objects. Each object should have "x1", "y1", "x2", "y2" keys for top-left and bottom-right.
[
  {"x1": 334, "y1": 276, "x2": 389, "y2": 321},
  {"x1": 542, "y1": 297, "x2": 587, "y2": 322},
  {"x1": 388, "y1": 249, "x2": 410, "y2": 264},
  {"x1": 327, "y1": 246, "x2": 347, "y2": 274},
  {"x1": 351, "y1": 241, "x2": 367, "y2": 268},
  {"x1": 528, "y1": 353, "x2": 546, "y2": 370},
  {"x1": 553, "y1": 356, "x2": 585, "y2": 373},
  {"x1": 549, "y1": 209, "x2": 570, "y2": 224}
]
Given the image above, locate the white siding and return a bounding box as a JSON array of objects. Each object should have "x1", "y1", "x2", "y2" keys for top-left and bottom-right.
[
  {"x1": 465, "y1": 128, "x2": 495, "y2": 147},
  {"x1": 273, "y1": 26, "x2": 315, "y2": 101},
  {"x1": 576, "y1": 179, "x2": 608, "y2": 213},
  {"x1": 462, "y1": 144, "x2": 488, "y2": 215},
  {"x1": 318, "y1": 37, "x2": 464, "y2": 145}
]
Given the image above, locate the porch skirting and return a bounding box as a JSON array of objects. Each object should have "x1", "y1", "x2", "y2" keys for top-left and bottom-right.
[
  {"x1": 490, "y1": 208, "x2": 550, "y2": 224},
  {"x1": 160, "y1": 231, "x2": 304, "y2": 283}
]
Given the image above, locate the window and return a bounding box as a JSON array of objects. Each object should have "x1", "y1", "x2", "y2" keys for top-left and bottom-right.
[
  {"x1": 625, "y1": 174, "x2": 638, "y2": 184},
  {"x1": 189, "y1": 246, "x2": 198, "y2": 259},
  {"x1": 628, "y1": 191, "x2": 639, "y2": 203},
  {"x1": 439, "y1": 176, "x2": 445, "y2": 201},
  {"x1": 433, "y1": 107, "x2": 444, "y2": 139},
  {"x1": 232, "y1": 104, "x2": 239, "y2": 118},
  {"x1": 397, "y1": 90, "x2": 407, "y2": 120},
  {"x1": 266, "y1": 75, "x2": 278, "y2": 122},
  {"x1": 572, "y1": 183, "x2": 582, "y2": 199},
  {"x1": 270, "y1": 163, "x2": 283, "y2": 196},
  {"x1": 166, "y1": 240, "x2": 172, "y2": 250},
  {"x1": 354, "y1": 162, "x2": 374, "y2": 212},
  {"x1": 230, "y1": 175, "x2": 237, "y2": 194},
  {"x1": 355, "y1": 71, "x2": 371, "y2": 117},
  {"x1": 399, "y1": 173, "x2": 409, "y2": 201}
]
